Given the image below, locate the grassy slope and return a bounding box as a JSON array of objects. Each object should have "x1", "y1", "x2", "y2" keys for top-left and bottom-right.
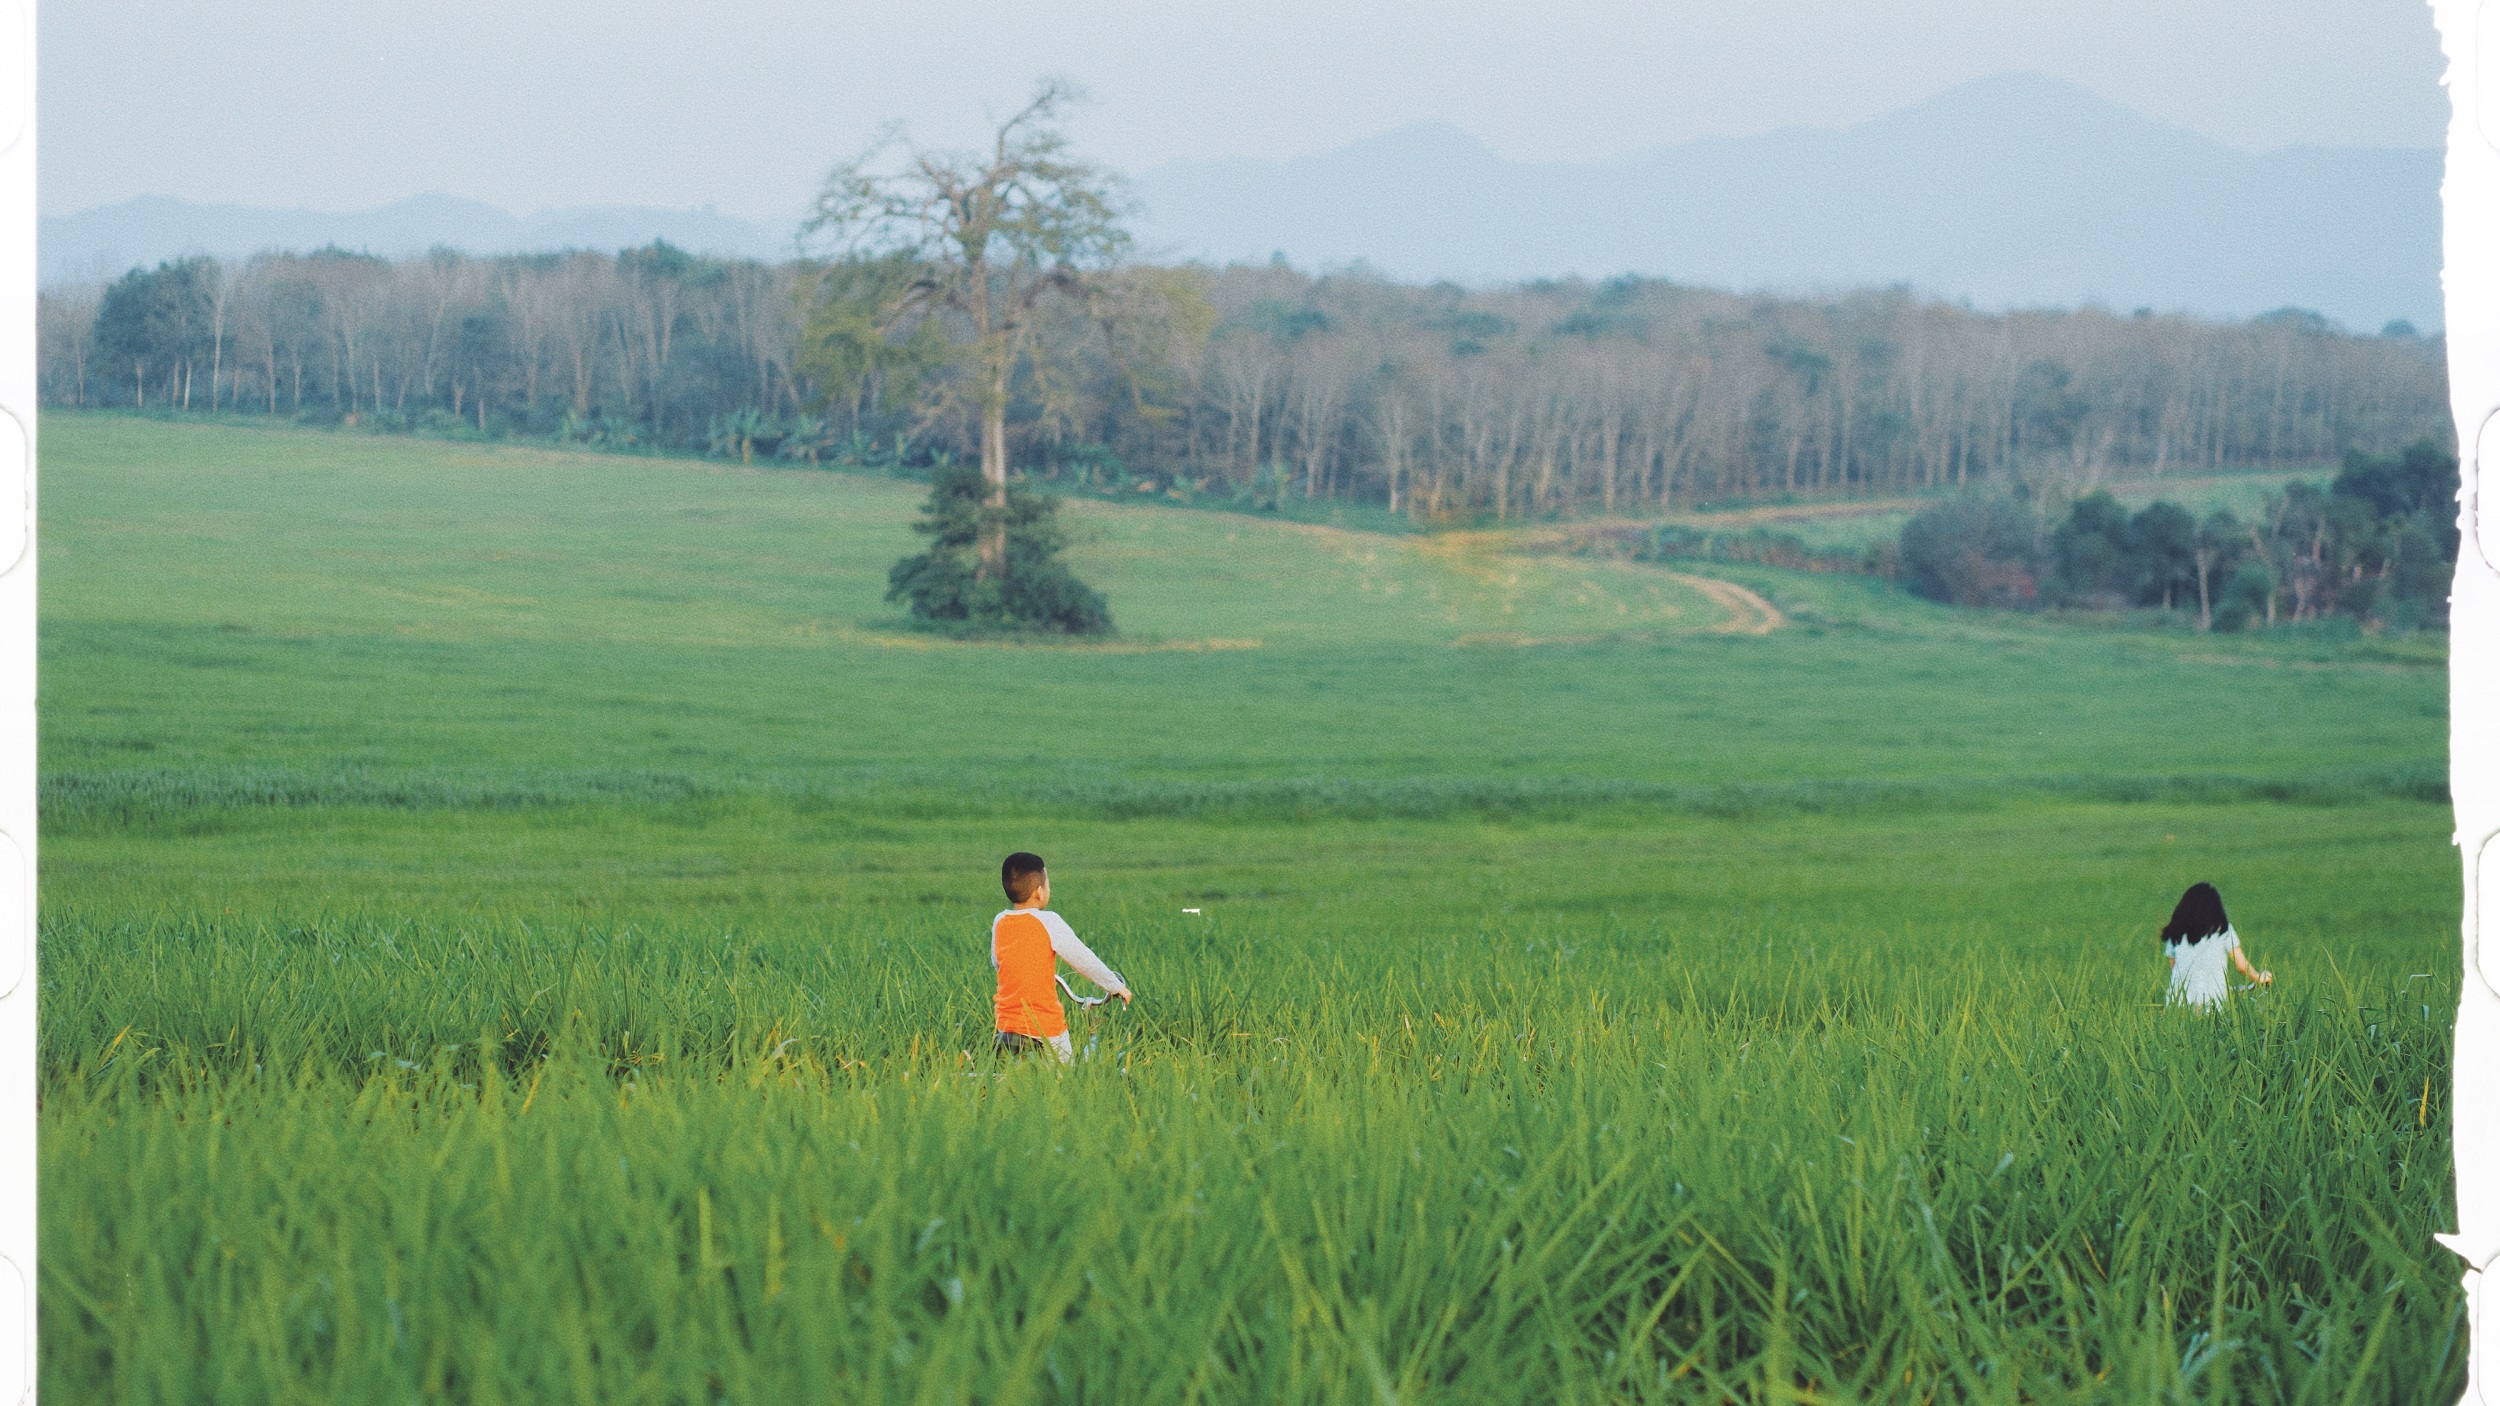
[
  {"x1": 37, "y1": 416, "x2": 2463, "y2": 1402},
  {"x1": 43, "y1": 419, "x2": 2438, "y2": 797}
]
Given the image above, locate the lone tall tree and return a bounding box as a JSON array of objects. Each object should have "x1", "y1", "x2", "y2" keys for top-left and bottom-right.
[{"x1": 801, "y1": 79, "x2": 1129, "y2": 579}]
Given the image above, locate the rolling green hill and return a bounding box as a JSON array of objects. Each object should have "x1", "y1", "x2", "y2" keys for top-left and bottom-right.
[{"x1": 41, "y1": 418, "x2": 2440, "y2": 812}]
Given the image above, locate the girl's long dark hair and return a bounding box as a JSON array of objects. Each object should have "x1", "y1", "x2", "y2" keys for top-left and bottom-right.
[{"x1": 2161, "y1": 882, "x2": 2230, "y2": 945}]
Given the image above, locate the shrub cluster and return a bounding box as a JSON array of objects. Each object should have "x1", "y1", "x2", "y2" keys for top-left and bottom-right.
[
  {"x1": 1897, "y1": 439, "x2": 2458, "y2": 630},
  {"x1": 886, "y1": 463, "x2": 1112, "y2": 636},
  {"x1": 1629, "y1": 524, "x2": 1891, "y2": 577}
]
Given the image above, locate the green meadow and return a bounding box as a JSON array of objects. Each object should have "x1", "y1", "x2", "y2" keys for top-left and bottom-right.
[{"x1": 38, "y1": 416, "x2": 2462, "y2": 1402}]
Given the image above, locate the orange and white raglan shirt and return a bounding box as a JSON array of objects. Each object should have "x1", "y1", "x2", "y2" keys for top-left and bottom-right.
[{"x1": 992, "y1": 906, "x2": 1127, "y2": 1060}]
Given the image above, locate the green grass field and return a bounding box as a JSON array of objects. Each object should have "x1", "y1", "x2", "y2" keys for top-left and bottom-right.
[{"x1": 37, "y1": 416, "x2": 2462, "y2": 1402}]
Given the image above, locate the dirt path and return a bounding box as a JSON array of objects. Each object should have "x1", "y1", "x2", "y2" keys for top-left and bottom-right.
[
  {"x1": 1414, "y1": 528, "x2": 1785, "y2": 636},
  {"x1": 1664, "y1": 572, "x2": 1786, "y2": 635}
]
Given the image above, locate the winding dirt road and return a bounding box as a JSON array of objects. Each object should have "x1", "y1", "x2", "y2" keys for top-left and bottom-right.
[{"x1": 1664, "y1": 572, "x2": 1786, "y2": 635}]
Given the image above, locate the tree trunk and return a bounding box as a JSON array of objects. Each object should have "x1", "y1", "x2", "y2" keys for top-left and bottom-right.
[{"x1": 980, "y1": 355, "x2": 1010, "y2": 579}]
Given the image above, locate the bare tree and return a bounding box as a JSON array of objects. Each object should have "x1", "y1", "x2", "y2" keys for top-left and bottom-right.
[
  {"x1": 548, "y1": 254, "x2": 614, "y2": 421},
  {"x1": 1288, "y1": 336, "x2": 1363, "y2": 499},
  {"x1": 37, "y1": 285, "x2": 99, "y2": 408},
  {"x1": 1208, "y1": 330, "x2": 1283, "y2": 484},
  {"x1": 801, "y1": 78, "x2": 1131, "y2": 578}
]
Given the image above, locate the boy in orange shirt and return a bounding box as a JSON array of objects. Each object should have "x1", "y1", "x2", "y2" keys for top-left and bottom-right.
[{"x1": 991, "y1": 852, "x2": 1132, "y2": 1062}]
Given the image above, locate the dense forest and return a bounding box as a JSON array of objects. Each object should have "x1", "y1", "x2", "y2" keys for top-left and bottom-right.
[{"x1": 39, "y1": 244, "x2": 2450, "y2": 519}]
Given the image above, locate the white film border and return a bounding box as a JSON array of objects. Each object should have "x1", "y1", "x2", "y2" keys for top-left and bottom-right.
[
  {"x1": 2437, "y1": 1, "x2": 2500, "y2": 1401},
  {"x1": 2477, "y1": 409, "x2": 2500, "y2": 585}
]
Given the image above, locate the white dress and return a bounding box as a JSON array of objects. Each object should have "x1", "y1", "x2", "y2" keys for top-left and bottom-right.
[{"x1": 2164, "y1": 927, "x2": 2239, "y2": 1009}]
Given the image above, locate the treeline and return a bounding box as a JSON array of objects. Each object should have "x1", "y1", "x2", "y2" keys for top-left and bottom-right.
[
  {"x1": 40, "y1": 246, "x2": 804, "y2": 450},
  {"x1": 1891, "y1": 439, "x2": 2458, "y2": 631},
  {"x1": 39, "y1": 245, "x2": 2452, "y2": 517}
]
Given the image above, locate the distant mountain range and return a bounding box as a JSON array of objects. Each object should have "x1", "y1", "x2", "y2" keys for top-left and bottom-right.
[
  {"x1": 43, "y1": 73, "x2": 2441, "y2": 331},
  {"x1": 40, "y1": 193, "x2": 796, "y2": 284},
  {"x1": 1129, "y1": 73, "x2": 2442, "y2": 332}
]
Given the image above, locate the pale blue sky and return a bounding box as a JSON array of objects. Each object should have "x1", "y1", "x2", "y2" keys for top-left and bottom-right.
[{"x1": 43, "y1": 0, "x2": 2446, "y2": 220}]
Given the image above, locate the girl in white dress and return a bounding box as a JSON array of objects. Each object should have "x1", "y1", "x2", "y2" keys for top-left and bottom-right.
[{"x1": 2162, "y1": 881, "x2": 2273, "y2": 1009}]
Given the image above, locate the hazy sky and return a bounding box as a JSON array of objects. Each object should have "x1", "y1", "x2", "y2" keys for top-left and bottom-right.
[{"x1": 44, "y1": 0, "x2": 2447, "y2": 221}]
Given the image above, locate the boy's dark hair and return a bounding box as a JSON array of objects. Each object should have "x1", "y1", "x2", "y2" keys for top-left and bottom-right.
[
  {"x1": 1002, "y1": 852, "x2": 1047, "y2": 904},
  {"x1": 2161, "y1": 882, "x2": 2230, "y2": 946}
]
